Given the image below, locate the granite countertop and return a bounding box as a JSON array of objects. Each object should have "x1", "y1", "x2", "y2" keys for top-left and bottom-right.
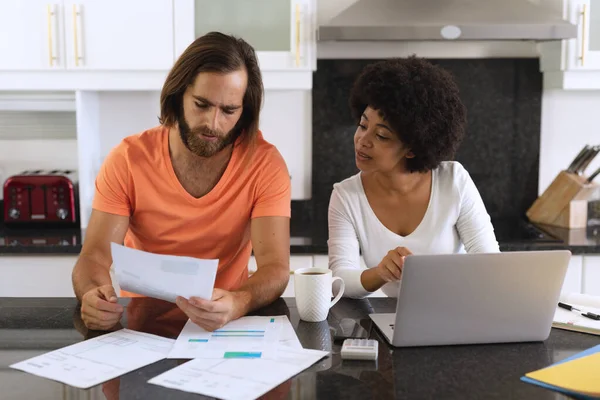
[
  {"x1": 1, "y1": 296, "x2": 598, "y2": 399},
  {"x1": 1, "y1": 216, "x2": 599, "y2": 255}
]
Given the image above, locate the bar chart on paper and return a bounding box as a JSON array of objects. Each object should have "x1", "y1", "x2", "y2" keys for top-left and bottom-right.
[{"x1": 168, "y1": 316, "x2": 284, "y2": 359}]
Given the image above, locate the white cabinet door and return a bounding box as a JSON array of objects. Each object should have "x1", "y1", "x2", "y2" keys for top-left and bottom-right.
[
  {"x1": 0, "y1": 256, "x2": 78, "y2": 297},
  {"x1": 176, "y1": 0, "x2": 316, "y2": 71},
  {"x1": 582, "y1": 255, "x2": 600, "y2": 295},
  {"x1": 567, "y1": 0, "x2": 600, "y2": 69},
  {"x1": 562, "y1": 255, "x2": 583, "y2": 293},
  {"x1": 0, "y1": 1, "x2": 65, "y2": 70},
  {"x1": 63, "y1": 0, "x2": 174, "y2": 70}
]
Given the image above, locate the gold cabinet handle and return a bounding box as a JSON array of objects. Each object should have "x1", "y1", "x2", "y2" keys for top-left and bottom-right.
[
  {"x1": 47, "y1": 4, "x2": 56, "y2": 66},
  {"x1": 580, "y1": 3, "x2": 587, "y2": 66},
  {"x1": 295, "y1": 3, "x2": 301, "y2": 67},
  {"x1": 73, "y1": 4, "x2": 81, "y2": 66}
]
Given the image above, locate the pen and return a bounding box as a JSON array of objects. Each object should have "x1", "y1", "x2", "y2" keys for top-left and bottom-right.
[{"x1": 558, "y1": 302, "x2": 600, "y2": 321}]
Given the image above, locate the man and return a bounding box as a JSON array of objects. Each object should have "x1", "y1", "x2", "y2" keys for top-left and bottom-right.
[{"x1": 72, "y1": 32, "x2": 291, "y2": 332}]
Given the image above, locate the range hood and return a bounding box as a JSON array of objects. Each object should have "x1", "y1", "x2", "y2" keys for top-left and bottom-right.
[{"x1": 318, "y1": 0, "x2": 578, "y2": 41}]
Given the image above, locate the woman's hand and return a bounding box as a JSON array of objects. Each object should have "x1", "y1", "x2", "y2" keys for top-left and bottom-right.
[{"x1": 375, "y1": 247, "x2": 413, "y2": 282}]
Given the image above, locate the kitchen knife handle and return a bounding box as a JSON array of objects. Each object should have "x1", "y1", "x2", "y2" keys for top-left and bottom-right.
[
  {"x1": 578, "y1": 146, "x2": 600, "y2": 175},
  {"x1": 587, "y1": 166, "x2": 600, "y2": 183},
  {"x1": 567, "y1": 145, "x2": 591, "y2": 173}
]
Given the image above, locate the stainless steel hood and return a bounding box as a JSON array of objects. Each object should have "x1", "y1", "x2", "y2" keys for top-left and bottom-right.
[{"x1": 318, "y1": 0, "x2": 578, "y2": 41}]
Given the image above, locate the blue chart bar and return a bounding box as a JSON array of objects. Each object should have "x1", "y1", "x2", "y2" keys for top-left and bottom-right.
[{"x1": 188, "y1": 339, "x2": 209, "y2": 342}]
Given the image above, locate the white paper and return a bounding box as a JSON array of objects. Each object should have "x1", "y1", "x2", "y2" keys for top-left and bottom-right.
[
  {"x1": 168, "y1": 316, "x2": 286, "y2": 359},
  {"x1": 278, "y1": 316, "x2": 303, "y2": 349},
  {"x1": 149, "y1": 346, "x2": 329, "y2": 400},
  {"x1": 111, "y1": 242, "x2": 218, "y2": 303},
  {"x1": 10, "y1": 329, "x2": 175, "y2": 389},
  {"x1": 553, "y1": 293, "x2": 600, "y2": 335}
]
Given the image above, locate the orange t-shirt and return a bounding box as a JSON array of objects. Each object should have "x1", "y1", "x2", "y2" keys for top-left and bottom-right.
[{"x1": 92, "y1": 126, "x2": 291, "y2": 296}]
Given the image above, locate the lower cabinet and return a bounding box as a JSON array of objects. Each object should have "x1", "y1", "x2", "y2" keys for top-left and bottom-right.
[
  {"x1": 0, "y1": 256, "x2": 78, "y2": 297},
  {"x1": 1, "y1": 253, "x2": 597, "y2": 298},
  {"x1": 583, "y1": 255, "x2": 600, "y2": 296}
]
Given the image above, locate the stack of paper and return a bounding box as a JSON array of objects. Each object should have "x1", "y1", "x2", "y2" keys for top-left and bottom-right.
[
  {"x1": 148, "y1": 315, "x2": 328, "y2": 399},
  {"x1": 521, "y1": 344, "x2": 600, "y2": 399},
  {"x1": 149, "y1": 346, "x2": 329, "y2": 400},
  {"x1": 553, "y1": 293, "x2": 600, "y2": 335},
  {"x1": 10, "y1": 329, "x2": 175, "y2": 389}
]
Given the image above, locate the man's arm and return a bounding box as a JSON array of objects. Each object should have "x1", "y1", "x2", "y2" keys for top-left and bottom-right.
[
  {"x1": 234, "y1": 215, "x2": 290, "y2": 315},
  {"x1": 72, "y1": 210, "x2": 129, "y2": 330},
  {"x1": 72, "y1": 210, "x2": 130, "y2": 300}
]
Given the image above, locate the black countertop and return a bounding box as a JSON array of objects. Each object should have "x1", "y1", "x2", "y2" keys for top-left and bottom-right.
[
  {"x1": 1, "y1": 217, "x2": 599, "y2": 256},
  {"x1": 1, "y1": 297, "x2": 599, "y2": 399}
]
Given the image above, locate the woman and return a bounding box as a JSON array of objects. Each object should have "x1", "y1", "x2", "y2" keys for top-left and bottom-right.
[{"x1": 328, "y1": 56, "x2": 499, "y2": 299}]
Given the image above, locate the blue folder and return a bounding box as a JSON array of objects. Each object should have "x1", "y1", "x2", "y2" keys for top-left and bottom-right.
[{"x1": 520, "y1": 344, "x2": 600, "y2": 400}]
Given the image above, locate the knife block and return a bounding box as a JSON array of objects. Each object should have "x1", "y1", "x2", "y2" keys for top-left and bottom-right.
[{"x1": 526, "y1": 171, "x2": 599, "y2": 229}]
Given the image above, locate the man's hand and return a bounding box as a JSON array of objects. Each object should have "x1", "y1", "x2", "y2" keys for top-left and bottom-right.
[
  {"x1": 375, "y1": 246, "x2": 413, "y2": 282},
  {"x1": 176, "y1": 288, "x2": 249, "y2": 331},
  {"x1": 80, "y1": 285, "x2": 124, "y2": 330}
]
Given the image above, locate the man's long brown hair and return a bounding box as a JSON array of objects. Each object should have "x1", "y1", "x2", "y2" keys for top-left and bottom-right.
[{"x1": 159, "y1": 32, "x2": 263, "y2": 146}]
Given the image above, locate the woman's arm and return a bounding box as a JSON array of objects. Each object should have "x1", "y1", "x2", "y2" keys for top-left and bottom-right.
[
  {"x1": 328, "y1": 188, "x2": 375, "y2": 298},
  {"x1": 456, "y1": 167, "x2": 500, "y2": 253}
]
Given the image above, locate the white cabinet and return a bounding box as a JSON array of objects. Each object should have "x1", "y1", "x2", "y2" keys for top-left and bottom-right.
[
  {"x1": 62, "y1": 0, "x2": 174, "y2": 70},
  {"x1": 566, "y1": 0, "x2": 600, "y2": 70},
  {"x1": 583, "y1": 255, "x2": 600, "y2": 295},
  {"x1": 540, "y1": 0, "x2": 600, "y2": 88},
  {"x1": 562, "y1": 255, "x2": 583, "y2": 293},
  {"x1": 0, "y1": 1, "x2": 173, "y2": 72},
  {"x1": 0, "y1": 0, "x2": 314, "y2": 90},
  {"x1": 0, "y1": 256, "x2": 78, "y2": 297},
  {"x1": 0, "y1": 1, "x2": 66, "y2": 70},
  {"x1": 174, "y1": 0, "x2": 316, "y2": 89}
]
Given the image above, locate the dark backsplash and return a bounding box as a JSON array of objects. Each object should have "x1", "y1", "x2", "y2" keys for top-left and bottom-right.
[{"x1": 291, "y1": 58, "x2": 542, "y2": 236}]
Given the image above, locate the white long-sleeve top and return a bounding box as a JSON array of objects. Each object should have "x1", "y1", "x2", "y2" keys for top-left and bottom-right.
[{"x1": 328, "y1": 161, "x2": 500, "y2": 299}]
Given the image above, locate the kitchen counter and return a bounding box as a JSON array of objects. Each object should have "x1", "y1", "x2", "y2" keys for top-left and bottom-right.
[
  {"x1": 1, "y1": 217, "x2": 599, "y2": 255},
  {"x1": 1, "y1": 296, "x2": 598, "y2": 399}
]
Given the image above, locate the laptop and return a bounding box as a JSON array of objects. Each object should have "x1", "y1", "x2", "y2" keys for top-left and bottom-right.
[{"x1": 369, "y1": 250, "x2": 571, "y2": 347}]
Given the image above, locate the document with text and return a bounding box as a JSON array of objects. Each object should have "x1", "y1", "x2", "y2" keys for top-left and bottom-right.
[
  {"x1": 111, "y1": 242, "x2": 218, "y2": 303},
  {"x1": 10, "y1": 329, "x2": 175, "y2": 389},
  {"x1": 168, "y1": 316, "x2": 288, "y2": 359},
  {"x1": 149, "y1": 346, "x2": 329, "y2": 400}
]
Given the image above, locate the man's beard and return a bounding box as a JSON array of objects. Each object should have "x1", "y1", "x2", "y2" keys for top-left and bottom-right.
[{"x1": 177, "y1": 114, "x2": 237, "y2": 158}]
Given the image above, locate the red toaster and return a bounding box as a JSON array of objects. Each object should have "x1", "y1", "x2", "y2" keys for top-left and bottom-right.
[{"x1": 3, "y1": 170, "x2": 79, "y2": 225}]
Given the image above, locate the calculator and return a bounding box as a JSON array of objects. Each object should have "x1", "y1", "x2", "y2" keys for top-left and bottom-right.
[{"x1": 341, "y1": 339, "x2": 379, "y2": 361}]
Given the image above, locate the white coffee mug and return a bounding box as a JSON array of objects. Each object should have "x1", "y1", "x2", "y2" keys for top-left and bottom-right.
[{"x1": 294, "y1": 267, "x2": 345, "y2": 322}]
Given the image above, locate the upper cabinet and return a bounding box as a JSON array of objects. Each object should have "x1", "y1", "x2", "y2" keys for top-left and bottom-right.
[
  {"x1": 566, "y1": 0, "x2": 600, "y2": 70},
  {"x1": 0, "y1": 1, "x2": 66, "y2": 70},
  {"x1": 540, "y1": 0, "x2": 600, "y2": 89},
  {"x1": 0, "y1": 0, "x2": 316, "y2": 90},
  {"x1": 0, "y1": 0, "x2": 173, "y2": 71},
  {"x1": 194, "y1": 0, "x2": 315, "y2": 70},
  {"x1": 62, "y1": 0, "x2": 174, "y2": 70},
  {"x1": 174, "y1": 0, "x2": 316, "y2": 89}
]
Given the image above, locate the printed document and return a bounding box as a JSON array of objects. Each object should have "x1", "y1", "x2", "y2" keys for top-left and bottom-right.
[
  {"x1": 168, "y1": 316, "x2": 287, "y2": 359},
  {"x1": 149, "y1": 346, "x2": 329, "y2": 400},
  {"x1": 111, "y1": 242, "x2": 218, "y2": 303},
  {"x1": 10, "y1": 329, "x2": 175, "y2": 389}
]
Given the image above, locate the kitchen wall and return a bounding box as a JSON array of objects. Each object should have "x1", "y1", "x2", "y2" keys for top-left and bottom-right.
[
  {"x1": 292, "y1": 57, "x2": 544, "y2": 234},
  {"x1": 539, "y1": 90, "x2": 600, "y2": 194}
]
